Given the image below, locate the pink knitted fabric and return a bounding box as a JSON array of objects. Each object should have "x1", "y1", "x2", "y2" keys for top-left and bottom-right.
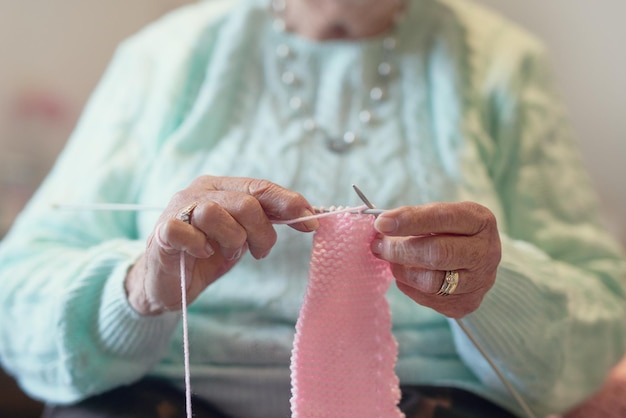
[{"x1": 290, "y1": 212, "x2": 404, "y2": 418}]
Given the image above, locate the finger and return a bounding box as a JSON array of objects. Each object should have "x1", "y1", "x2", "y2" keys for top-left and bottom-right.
[
  {"x1": 190, "y1": 200, "x2": 253, "y2": 260},
  {"x1": 391, "y1": 264, "x2": 475, "y2": 295},
  {"x1": 193, "y1": 197, "x2": 276, "y2": 260},
  {"x1": 374, "y1": 202, "x2": 496, "y2": 237},
  {"x1": 195, "y1": 176, "x2": 319, "y2": 232},
  {"x1": 155, "y1": 219, "x2": 215, "y2": 259},
  {"x1": 371, "y1": 234, "x2": 484, "y2": 270}
]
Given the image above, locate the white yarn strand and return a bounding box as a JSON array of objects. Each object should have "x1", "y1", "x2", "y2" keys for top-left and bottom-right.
[{"x1": 179, "y1": 253, "x2": 193, "y2": 418}]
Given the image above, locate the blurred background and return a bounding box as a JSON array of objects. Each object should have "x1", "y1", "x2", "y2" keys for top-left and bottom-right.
[{"x1": 0, "y1": 0, "x2": 624, "y2": 416}]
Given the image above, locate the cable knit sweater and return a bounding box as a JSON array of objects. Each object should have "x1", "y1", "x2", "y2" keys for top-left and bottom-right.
[{"x1": 1, "y1": 0, "x2": 625, "y2": 417}]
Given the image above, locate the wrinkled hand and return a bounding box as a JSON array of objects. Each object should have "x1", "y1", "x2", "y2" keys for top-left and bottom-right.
[
  {"x1": 126, "y1": 176, "x2": 319, "y2": 316},
  {"x1": 371, "y1": 202, "x2": 501, "y2": 318}
]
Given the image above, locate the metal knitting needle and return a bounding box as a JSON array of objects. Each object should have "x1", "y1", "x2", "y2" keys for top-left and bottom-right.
[
  {"x1": 348, "y1": 184, "x2": 537, "y2": 418},
  {"x1": 307, "y1": 185, "x2": 384, "y2": 216},
  {"x1": 352, "y1": 184, "x2": 377, "y2": 210},
  {"x1": 347, "y1": 183, "x2": 386, "y2": 216}
]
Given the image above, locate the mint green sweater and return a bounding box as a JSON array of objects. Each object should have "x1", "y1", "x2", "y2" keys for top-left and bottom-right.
[{"x1": 1, "y1": 0, "x2": 625, "y2": 417}]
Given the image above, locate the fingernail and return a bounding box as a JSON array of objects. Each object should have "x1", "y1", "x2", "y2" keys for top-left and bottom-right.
[
  {"x1": 205, "y1": 242, "x2": 215, "y2": 257},
  {"x1": 227, "y1": 247, "x2": 244, "y2": 261},
  {"x1": 375, "y1": 216, "x2": 397, "y2": 234},
  {"x1": 257, "y1": 248, "x2": 272, "y2": 260},
  {"x1": 154, "y1": 223, "x2": 175, "y2": 252},
  {"x1": 371, "y1": 239, "x2": 384, "y2": 255},
  {"x1": 300, "y1": 209, "x2": 319, "y2": 231}
]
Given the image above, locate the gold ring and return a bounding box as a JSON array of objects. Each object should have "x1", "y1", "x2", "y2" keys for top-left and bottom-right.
[
  {"x1": 437, "y1": 270, "x2": 459, "y2": 296},
  {"x1": 176, "y1": 202, "x2": 198, "y2": 224}
]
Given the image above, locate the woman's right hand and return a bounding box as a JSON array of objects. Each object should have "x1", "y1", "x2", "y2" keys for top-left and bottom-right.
[{"x1": 125, "y1": 176, "x2": 319, "y2": 316}]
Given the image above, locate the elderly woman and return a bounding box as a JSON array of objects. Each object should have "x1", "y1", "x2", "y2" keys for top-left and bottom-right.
[{"x1": 0, "y1": 0, "x2": 624, "y2": 417}]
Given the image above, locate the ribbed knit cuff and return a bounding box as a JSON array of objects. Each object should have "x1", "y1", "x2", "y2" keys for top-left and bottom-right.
[
  {"x1": 447, "y1": 237, "x2": 568, "y2": 416},
  {"x1": 453, "y1": 237, "x2": 565, "y2": 358},
  {"x1": 98, "y1": 248, "x2": 180, "y2": 359}
]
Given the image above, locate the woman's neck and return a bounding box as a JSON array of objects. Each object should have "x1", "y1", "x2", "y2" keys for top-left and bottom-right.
[{"x1": 280, "y1": 0, "x2": 405, "y2": 40}]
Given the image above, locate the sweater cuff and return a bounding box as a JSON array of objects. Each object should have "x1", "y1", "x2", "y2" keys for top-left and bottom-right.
[
  {"x1": 98, "y1": 248, "x2": 180, "y2": 359},
  {"x1": 447, "y1": 237, "x2": 569, "y2": 416},
  {"x1": 456, "y1": 237, "x2": 566, "y2": 350}
]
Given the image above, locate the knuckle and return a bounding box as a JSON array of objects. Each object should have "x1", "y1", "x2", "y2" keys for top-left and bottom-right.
[
  {"x1": 392, "y1": 265, "x2": 420, "y2": 289},
  {"x1": 189, "y1": 174, "x2": 213, "y2": 189},
  {"x1": 393, "y1": 265, "x2": 442, "y2": 294},
  {"x1": 472, "y1": 202, "x2": 497, "y2": 230},
  {"x1": 247, "y1": 179, "x2": 304, "y2": 212},
  {"x1": 434, "y1": 203, "x2": 456, "y2": 226},
  {"x1": 195, "y1": 200, "x2": 222, "y2": 220},
  {"x1": 158, "y1": 218, "x2": 179, "y2": 238},
  {"x1": 389, "y1": 239, "x2": 414, "y2": 263},
  {"x1": 234, "y1": 193, "x2": 263, "y2": 214},
  {"x1": 246, "y1": 178, "x2": 275, "y2": 196},
  {"x1": 427, "y1": 239, "x2": 454, "y2": 268},
  {"x1": 171, "y1": 189, "x2": 189, "y2": 206}
]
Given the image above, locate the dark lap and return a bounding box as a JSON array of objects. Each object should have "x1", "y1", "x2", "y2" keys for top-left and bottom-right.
[
  {"x1": 43, "y1": 379, "x2": 517, "y2": 418},
  {"x1": 399, "y1": 386, "x2": 518, "y2": 418},
  {"x1": 41, "y1": 379, "x2": 225, "y2": 418}
]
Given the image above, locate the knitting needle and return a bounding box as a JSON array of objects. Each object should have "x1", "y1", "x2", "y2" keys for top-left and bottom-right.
[
  {"x1": 309, "y1": 184, "x2": 384, "y2": 216},
  {"x1": 352, "y1": 184, "x2": 377, "y2": 210},
  {"x1": 313, "y1": 207, "x2": 386, "y2": 216}
]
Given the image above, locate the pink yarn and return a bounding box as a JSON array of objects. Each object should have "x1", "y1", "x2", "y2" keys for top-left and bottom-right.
[{"x1": 290, "y1": 212, "x2": 404, "y2": 418}]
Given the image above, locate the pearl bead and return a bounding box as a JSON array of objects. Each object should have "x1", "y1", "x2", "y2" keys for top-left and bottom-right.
[
  {"x1": 378, "y1": 62, "x2": 392, "y2": 77},
  {"x1": 289, "y1": 97, "x2": 303, "y2": 110},
  {"x1": 273, "y1": 19, "x2": 286, "y2": 32},
  {"x1": 276, "y1": 44, "x2": 290, "y2": 58},
  {"x1": 271, "y1": 0, "x2": 286, "y2": 12},
  {"x1": 370, "y1": 87, "x2": 384, "y2": 101},
  {"x1": 359, "y1": 110, "x2": 373, "y2": 124},
  {"x1": 281, "y1": 71, "x2": 296, "y2": 85},
  {"x1": 343, "y1": 131, "x2": 357, "y2": 144}
]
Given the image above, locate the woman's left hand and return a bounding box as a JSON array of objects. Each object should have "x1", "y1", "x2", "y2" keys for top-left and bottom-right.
[{"x1": 371, "y1": 202, "x2": 501, "y2": 318}]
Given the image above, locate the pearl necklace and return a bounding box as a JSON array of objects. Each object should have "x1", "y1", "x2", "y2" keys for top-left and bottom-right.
[{"x1": 270, "y1": 0, "x2": 405, "y2": 153}]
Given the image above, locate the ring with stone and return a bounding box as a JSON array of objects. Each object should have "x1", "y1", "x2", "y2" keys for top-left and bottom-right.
[
  {"x1": 176, "y1": 202, "x2": 199, "y2": 225},
  {"x1": 437, "y1": 270, "x2": 459, "y2": 296}
]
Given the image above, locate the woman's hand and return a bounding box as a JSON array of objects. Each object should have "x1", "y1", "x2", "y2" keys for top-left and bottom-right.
[
  {"x1": 371, "y1": 202, "x2": 501, "y2": 318},
  {"x1": 125, "y1": 176, "x2": 319, "y2": 316}
]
